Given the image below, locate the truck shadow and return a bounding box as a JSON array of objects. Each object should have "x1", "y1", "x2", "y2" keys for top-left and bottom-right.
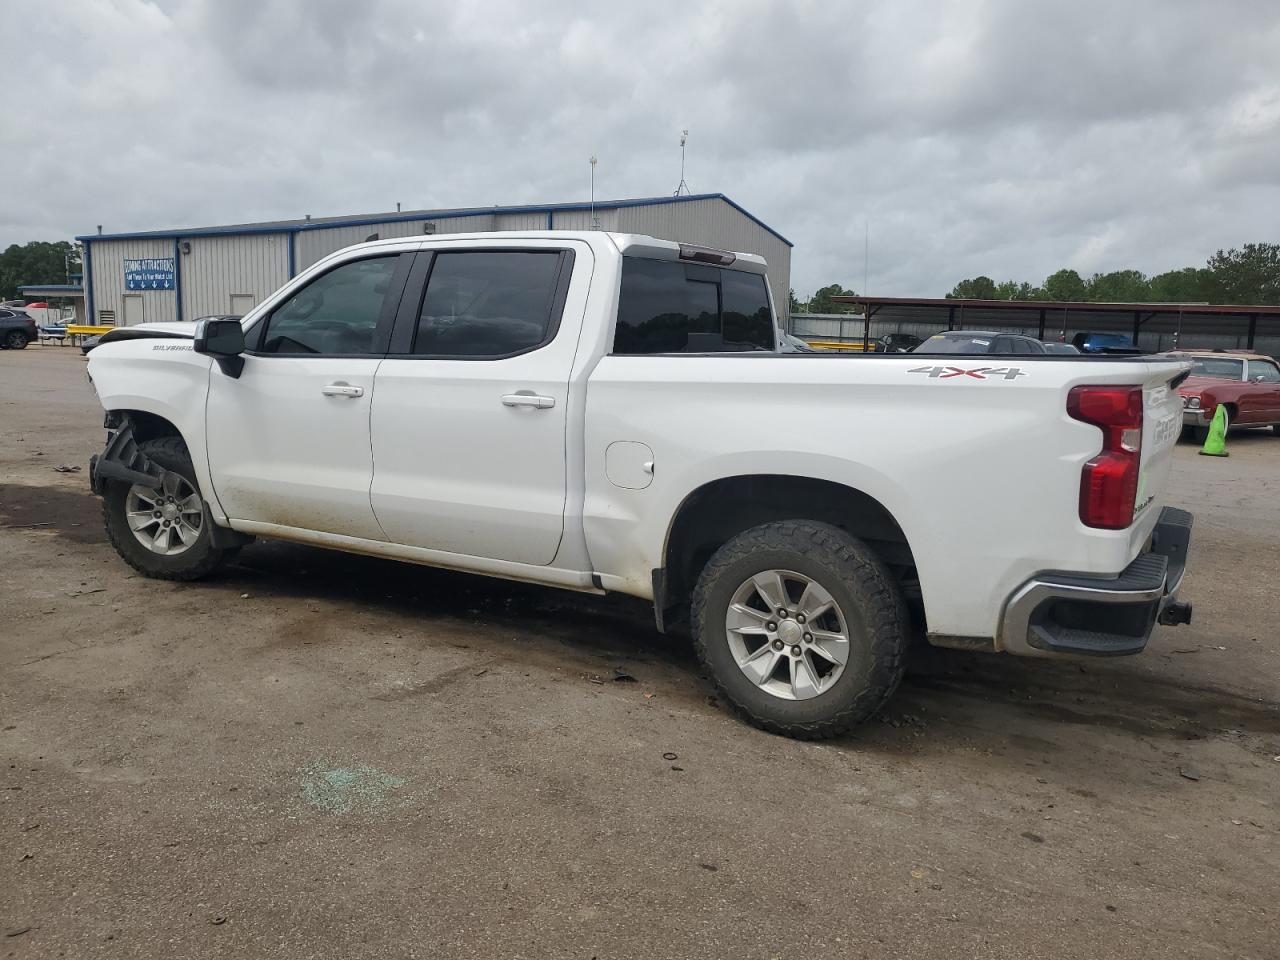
[
  {"x1": 6, "y1": 482, "x2": 1274, "y2": 752},
  {"x1": 222, "y1": 536, "x2": 1279, "y2": 749}
]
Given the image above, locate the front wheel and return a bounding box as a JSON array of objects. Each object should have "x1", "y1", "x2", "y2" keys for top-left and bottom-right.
[
  {"x1": 691, "y1": 520, "x2": 909, "y2": 739},
  {"x1": 102, "y1": 436, "x2": 238, "y2": 580},
  {"x1": 3, "y1": 330, "x2": 27, "y2": 349}
]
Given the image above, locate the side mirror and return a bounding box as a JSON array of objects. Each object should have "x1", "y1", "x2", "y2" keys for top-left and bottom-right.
[{"x1": 194, "y1": 318, "x2": 246, "y2": 377}]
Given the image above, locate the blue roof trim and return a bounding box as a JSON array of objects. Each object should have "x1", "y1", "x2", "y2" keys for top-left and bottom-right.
[{"x1": 74, "y1": 193, "x2": 793, "y2": 248}]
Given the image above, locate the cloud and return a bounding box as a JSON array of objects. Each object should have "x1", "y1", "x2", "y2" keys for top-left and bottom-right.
[{"x1": 2, "y1": 0, "x2": 1279, "y2": 296}]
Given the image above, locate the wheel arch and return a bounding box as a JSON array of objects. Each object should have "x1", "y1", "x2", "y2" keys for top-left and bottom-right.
[
  {"x1": 107, "y1": 408, "x2": 184, "y2": 444},
  {"x1": 98, "y1": 404, "x2": 225, "y2": 524},
  {"x1": 655, "y1": 474, "x2": 920, "y2": 632}
]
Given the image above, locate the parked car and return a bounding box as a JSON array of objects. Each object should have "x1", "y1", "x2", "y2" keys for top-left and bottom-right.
[
  {"x1": 1042, "y1": 341, "x2": 1081, "y2": 354},
  {"x1": 39, "y1": 323, "x2": 69, "y2": 344},
  {"x1": 874, "y1": 333, "x2": 923, "y2": 353},
  {"x1": 82, "y1": 315, "x2": 240, "y2": 355},
  {"x1": 1170, "y1": 350, "x2": 1280, "y2": 440},
  {"x1": 1072, "y1": 332, "x2": 1139, "y2": 354},
  {"x1": 84, "y1": 232, "x2": 1194, "y2": 739},
  {"x1": 0, "y1": 308, "x2": 37, "y2": 349},
  {"x1": 913, "y1": 330, "x2": 1047, "y2": 355}
]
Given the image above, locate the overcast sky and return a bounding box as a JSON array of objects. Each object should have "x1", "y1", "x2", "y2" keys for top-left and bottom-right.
[{"x1": 4, "y1": 0, "x2": 1280, "y2": 296}]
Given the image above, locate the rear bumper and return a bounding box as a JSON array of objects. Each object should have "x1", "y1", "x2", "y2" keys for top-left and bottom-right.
[{"x1": 998, "y1": 506, "x2": 1193, "y2": 657}]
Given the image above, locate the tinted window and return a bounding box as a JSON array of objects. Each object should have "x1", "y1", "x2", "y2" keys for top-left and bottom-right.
[
  {"x1": 916, "y1": 334, "x2": 995, "y2": 354},
  {"x1": 1247, "y1": 359, "x2": 1280, "y2": 383},
  {"x1": 414, "y1": 251, "x2": 563, "y2": 357},
  {"x1": 614, "y1": 257, "x2": 774, "y2": 354},
  {"x1": 260, "y1": 256, "x2": 397, "y2": 355},
  {"x1": 0, "y1": 311, "x2": 13, "y2": 319},
  {"x1": 721, "y1": 269, "x2": 774, "y2": 350},
  {"x1": 1189, "y1": 357, "x2": 1244, "y2": 380},
  {"x1": 993, "y1": 337, "x2": 1015, "y2": 354}
]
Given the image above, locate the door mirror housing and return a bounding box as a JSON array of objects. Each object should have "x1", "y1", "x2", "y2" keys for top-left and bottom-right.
[{"x1": 194, "y1": 318, "x2": 246, "y2": 377}]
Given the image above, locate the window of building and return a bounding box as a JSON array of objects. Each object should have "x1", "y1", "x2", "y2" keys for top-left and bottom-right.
[{"x1": 613, "y1": 257, "x2": 775, "y2": 354}]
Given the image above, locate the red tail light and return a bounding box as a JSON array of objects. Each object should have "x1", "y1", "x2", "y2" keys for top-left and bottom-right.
[{"x1": 1067, "y1": 385, "x2": 1143, "y2": 529}]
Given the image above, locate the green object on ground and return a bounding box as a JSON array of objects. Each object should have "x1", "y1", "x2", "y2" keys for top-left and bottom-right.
[
  {"x1": 1199, "y1": 404, "x2": 1229, "y2": 457},
  {"x1": 299, "y1": 763, "x2": 406, "y2": 815}
]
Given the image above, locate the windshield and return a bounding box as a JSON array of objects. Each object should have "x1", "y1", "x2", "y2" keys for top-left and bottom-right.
[
  {"x1": 1188, "y1": 357, "x2": 1244, "y2": 380},
  {"x1": 915, "y1": 334, "x2": 993, "y2": 354}
]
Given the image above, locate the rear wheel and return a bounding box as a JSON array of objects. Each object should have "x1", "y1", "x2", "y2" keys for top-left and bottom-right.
[
  {"x1": 3, "y1": 330, "x2": 27, "y2": 349},
  {"x1": 691, "y1": 520, "x2": 909, "y2": 739},
  {"x1": 102, "y1": 437, "x2": 238, "y2": 580}
]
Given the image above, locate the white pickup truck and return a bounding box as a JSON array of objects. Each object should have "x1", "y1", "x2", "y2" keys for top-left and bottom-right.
[{"x1": 85, "y1": 231, "x2": 1195, "y2": 738}]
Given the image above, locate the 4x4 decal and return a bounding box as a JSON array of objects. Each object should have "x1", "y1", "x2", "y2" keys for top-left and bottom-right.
[{"x1": 908, "y1": 365, "x2": 1028, "y2": 381}]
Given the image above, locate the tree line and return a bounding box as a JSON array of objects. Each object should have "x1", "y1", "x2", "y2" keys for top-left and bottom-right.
[
  {"x1": 791, "y1": 242, "x2": 1280, "y2": 313},
  {"x1": 0, "y1": 241, "x2": 81, "y2": 301},
  {"x1": 950, "y1": 243, "x2": 1280, "y2": 305}
]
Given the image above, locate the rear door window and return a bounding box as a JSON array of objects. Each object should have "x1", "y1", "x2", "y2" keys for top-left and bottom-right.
[
  {"x1": 412, "y1": 251, "x2": 567, "y2": 358},
  {"x1": 613, "y1": 257, "x2": 774, "y2": 354}
]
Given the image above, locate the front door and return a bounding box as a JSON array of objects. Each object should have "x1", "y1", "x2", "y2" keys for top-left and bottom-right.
[
  {"x1": 123, "y1": 294, "x2": 144, "y2": 326},
  {"x1": 370, "y1": 245, "x2": 583, "y2": 565},
  {"x1": 205, "y1": 252, "x2": 411, "y2": 540}
]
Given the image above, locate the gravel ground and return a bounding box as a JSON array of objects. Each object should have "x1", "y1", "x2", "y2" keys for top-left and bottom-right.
[{"x1": 2, "y1": 345, "x2": 1277, "y2": 959}]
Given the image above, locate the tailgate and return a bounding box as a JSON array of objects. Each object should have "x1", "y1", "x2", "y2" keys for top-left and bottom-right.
[{"x1": 1134, "y1": 367, "x2": 1185, "y2": 521}]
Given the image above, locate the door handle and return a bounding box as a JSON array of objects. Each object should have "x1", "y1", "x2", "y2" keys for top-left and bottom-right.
[
  {"x1": 501, "y1": 392, "x2": 556, "y2": 409},
  {"x1": 321, "y1": 382, "x2": 364, "y2": 398}
]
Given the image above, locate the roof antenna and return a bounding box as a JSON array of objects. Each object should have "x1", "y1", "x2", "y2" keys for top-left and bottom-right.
[
  {"x1": 674, "y1": 130, "x2": 691, "y2": 196},
  {"x1": 590, "y1": 155, "x2": 600, "y2": 229}
]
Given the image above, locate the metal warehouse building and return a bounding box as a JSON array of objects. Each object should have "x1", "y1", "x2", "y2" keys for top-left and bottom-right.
[{"x1": 78, "y1": 193, "x2": 792, "y2": 327}]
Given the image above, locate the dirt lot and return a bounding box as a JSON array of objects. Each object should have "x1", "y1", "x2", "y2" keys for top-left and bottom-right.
[{"x1": 2, "y1": 345, "x2": 1277, "y2": 959}]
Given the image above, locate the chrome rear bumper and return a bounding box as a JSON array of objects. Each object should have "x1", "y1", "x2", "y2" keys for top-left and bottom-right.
[{"x1": 998, "y1": 506, "x2": 1193, "y2": 658}]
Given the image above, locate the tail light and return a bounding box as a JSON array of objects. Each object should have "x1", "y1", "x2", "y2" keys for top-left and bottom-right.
[{"x1": 1067, "y1": 385, "x2": 1143, "y2": 529}]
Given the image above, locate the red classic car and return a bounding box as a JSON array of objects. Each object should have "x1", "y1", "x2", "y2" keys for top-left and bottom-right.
[{"x1": 1172, "y1": 350, "x2": 1280, "y2": 441}]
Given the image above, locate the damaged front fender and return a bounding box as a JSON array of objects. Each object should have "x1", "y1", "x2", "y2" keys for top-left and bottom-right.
[{"x1": 89, "y1": 419, "x2": 167, "y2": 496}]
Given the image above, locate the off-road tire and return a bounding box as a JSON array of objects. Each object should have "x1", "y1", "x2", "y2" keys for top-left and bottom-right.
[
  {"x1": 691, "y1": 520, "x2": 909, "y2": 739},
  {"x1": 4, "y1": 331, "x2": 29, "y2": 349},
  {"x1": 102, "y1": 436, "x2": 237, "y2": 580}
]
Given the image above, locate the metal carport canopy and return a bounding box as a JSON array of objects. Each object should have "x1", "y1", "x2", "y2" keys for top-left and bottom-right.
[{"x1": 830, "y1": 295, "x2": 1280, "y2": 351}]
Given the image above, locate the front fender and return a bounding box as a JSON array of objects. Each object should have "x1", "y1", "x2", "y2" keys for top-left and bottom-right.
[{"x1": 86, "y1": 341, "x2": 222, "y2": 522}]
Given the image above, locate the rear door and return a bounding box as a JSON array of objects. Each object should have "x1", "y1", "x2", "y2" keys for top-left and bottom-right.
[{"x1": 369, "y1": 242, "x2": 586, "y2": 565}]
